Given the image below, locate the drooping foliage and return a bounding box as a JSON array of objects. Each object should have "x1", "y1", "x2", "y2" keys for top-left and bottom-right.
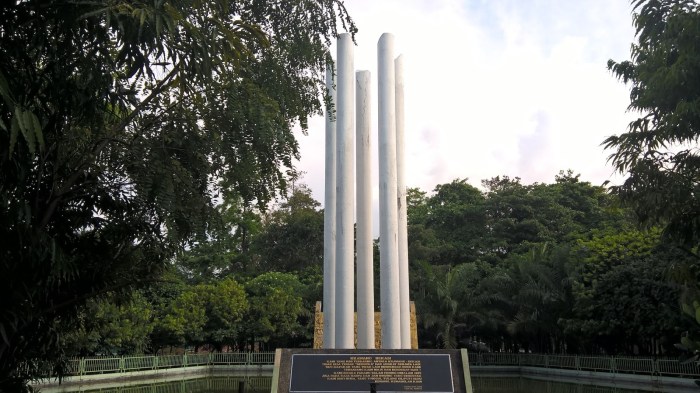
[
  {"x1": 0, "y1": 0, "x2": 355, "y2": 388},
  {"x1": 605, "y1": 0, "x2": 700, "y2": 247}
]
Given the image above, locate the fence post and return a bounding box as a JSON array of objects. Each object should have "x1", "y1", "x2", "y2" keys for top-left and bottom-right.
[
  {"x1": 575, "y1": 355, "x2": 580, "y2": 371},
  {"x1": 120, "y1": 356, "x2": 125, "y2": 373},
  {"x1": 154, "y1": 355, "x2": 159, "y2": 370},
  {"x1": 183, "y1": 353, "x2": 188, "y2": 368},
  {"x1": 611, "y1": 357, "x2": 616, "y2": 374},
  {"x1": 79, "y1": 358, "x2": 85, "y2": 376},
  {"x1": 247, "y1": 352, "x2": 253, "y2": 365}
]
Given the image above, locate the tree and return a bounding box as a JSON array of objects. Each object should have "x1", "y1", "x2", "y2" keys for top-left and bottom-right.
[
  {"x1": 176, "y1": 199, "x2": 263, "y2": 283},
  {"x1": 563, "y1": 229, "x2": 691, "y2": 354},
  {"x1": 503, "y1": 243, "x2": 573, "y2": 353},
  {"x1": 0, "y1": 1, "x2": 355, "y2": 389},
  {"x1": 406, "y1": 175, "x2": 655, "y2": 353},
  {"x1": 605, "y1": 0, "x2": 700, "y2": 248},
  {"x1": 416, "y1": 261, "x2": 505, "y2": 349},
  {"x1": 252, "y1": 184, "x2": 324, "y2": 273},
  {"x1": 482, "y1": 176, "x2": 552, "y2": 258},
  {"x1": 242, "y1": 272, "x2": 305, "y2": 349},
  {"x1": 64, "y1": 292, "x2": 155, "y2": 356},
  {"x1": 605, "y1": 0, "x2": 700, "y2": 358},
  {"x1": 423, "y1": 179, "x2": 487, "y2": 265},
  {"x1": 550, "y1": 171, "x2": 618, "y2": 234},
  {"x1": 159, "y1": 288, "x2": 208, "y2": 348},
  {"x1": 406, "y1": 187, "x2": 430, "y2": 225},
  {"x1": 481, "y1": 172, "x2": 619, "y2": 260},
  {"x1": 416, "y1": 262, "x2": 468, "y2": 349},
  {"x1": 196, "y1": 278, "x2": 249, "y2": 351},
  {"x1": 150, "y1": 278, "x2": 248, "y2": 352}
]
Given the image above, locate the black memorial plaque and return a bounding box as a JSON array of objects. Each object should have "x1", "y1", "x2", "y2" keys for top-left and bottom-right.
[{"x1": 288, "y1": 353, "x2": 454, "y2": 393}]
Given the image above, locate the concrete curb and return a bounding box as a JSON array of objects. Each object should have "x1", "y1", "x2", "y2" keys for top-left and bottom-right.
[
  {"x1": 32, "y1": 365, "x2": 274, "y2": 392},
  {"x1": 472, "y1": 365, "x2": 699, "y2": 392}
]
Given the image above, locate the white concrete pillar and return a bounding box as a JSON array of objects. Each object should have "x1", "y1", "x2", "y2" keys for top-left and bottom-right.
[
  {"x1": 335, "y1": 33, "x2": 355, "y2": 349},
  {"x1": 377, "y1": 33, "x2": 401, "y2": 349},
  {"x1": 356, "y1": 70, "x2": 374, "y2": 349},
  {"x1": 395, "y1": 55, "x2": 411, "y2": 349},
  {"x1": 323, "y1": 65, "x2": 337, "y2": 349}
]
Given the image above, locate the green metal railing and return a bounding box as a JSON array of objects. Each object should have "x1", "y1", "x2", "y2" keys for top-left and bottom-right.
[
  {"x1": 470, "y1": 352, "x2": 700, "y2": 378},
  {"x1": 54, "y1": 351, "x2": 700, "y2": 380},
  {"x1": 62, "y1": 352, "x2": 275, "y2": 377}
]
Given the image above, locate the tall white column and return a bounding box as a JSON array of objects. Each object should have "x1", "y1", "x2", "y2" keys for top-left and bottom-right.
[
  {"x1": 395, "y1": 55, "x2": 411, "y2": 349},
  {"x1": 335, "y1": 33, "x2": 355, "y2": 349},
  {"x1": 356, "y1": 70, "x2": 374, "y2": 349},
  {"x1": 323, "y1": 65, "x2": 337, "y2": 349},
  {"x1": 377, "y1": 33, "x2": 401, "y2": 349}
]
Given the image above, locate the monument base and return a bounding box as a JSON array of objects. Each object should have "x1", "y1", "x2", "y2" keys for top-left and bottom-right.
[
  {"x1": 271, "y1": 348, "x2": 473, "y2": 393},
  {"x1": 313, "y1": 301, "x2": 419, "y2": 349}
]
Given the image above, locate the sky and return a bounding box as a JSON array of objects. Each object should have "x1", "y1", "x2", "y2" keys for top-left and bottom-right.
[{"x1": 292, "y1": 0, "x2": 638, "y2": 220}]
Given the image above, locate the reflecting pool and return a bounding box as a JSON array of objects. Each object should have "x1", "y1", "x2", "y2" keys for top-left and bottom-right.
[
  {"x1": 56, "y1": 375, "x2": 682, "y2": 393},
  {"x1": 473, "y1": 376, "x2": 667, "y2": 393}
]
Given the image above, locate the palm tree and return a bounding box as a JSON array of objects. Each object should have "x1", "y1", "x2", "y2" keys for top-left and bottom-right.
[
  {"x1": 417, "y1": 261, "x2": 507, "y2": 349},
  {"x1": 505, "y1": 243, "x2": 572, "y2": 353}
]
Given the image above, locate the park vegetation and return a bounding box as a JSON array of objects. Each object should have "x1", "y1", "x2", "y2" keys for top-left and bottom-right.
[
  {"x1": 54, "y1": 175, "x2": 697, "y2": 358},
  {"x1": 0, "y1": 0, "x2": 354, "y2": 390},
  {"x1": 1, "y1": 0, "x2": 700, "y2": 390}
]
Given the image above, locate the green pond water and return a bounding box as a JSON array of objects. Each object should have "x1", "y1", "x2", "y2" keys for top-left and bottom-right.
[{"x1": 57, "y1": 375, "x2": 678, "y2": 393}]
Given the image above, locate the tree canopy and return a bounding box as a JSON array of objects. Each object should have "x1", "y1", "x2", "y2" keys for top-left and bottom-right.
[
  {"x1": 0, "y1": 0, "x2": 355, "y2": 389},
  {"x1": 605, "y1": 0, "x2": 700, "y2": 248},
  {"x1": 408, "y1": 173, "x2": 689, "y2": 353}
]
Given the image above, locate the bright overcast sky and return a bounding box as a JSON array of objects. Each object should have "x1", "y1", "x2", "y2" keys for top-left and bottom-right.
[{"x1": 293, "y1": 0, "x2": 638, "y2": 213}]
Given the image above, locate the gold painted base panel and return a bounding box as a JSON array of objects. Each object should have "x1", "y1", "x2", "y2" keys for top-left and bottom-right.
[{"x1": 312, "y1": 301, "x2": 418, "y2": 349}]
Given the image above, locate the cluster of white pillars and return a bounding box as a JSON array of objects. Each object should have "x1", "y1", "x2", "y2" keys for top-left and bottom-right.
[{"x1": 323, "y1": 32, "x2": 410, "y2": 349}]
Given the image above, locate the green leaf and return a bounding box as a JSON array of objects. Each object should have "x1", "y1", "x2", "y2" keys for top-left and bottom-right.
[
  {"x1": 679, "y1": 351, "x2": 698, "y2": 364},
  {"x1": 163, "y1": 4, "x2": 180, "y2": 19},
  {"x1": 27, "y1": 111, "x2": 44, "y2": 152},
  {"x1": 682, "y1": 302, "x2": 694, "y2": 317},
  {"x1": 155, "y1": 15, "x2": 162, "y2": 36},
  {"x1": 9, "y1": 114, "x2": 18, "y2": 156},
  {"x1": 78, "y1": 7, "x2": 111, "y2": 20},
  {"x1": 0, "y1": 69, "x2": 13, "y2": 105},
  {"x1": 680, "y1": 335, "x2": 700, "y2": 351},
  {"x1": 15, "y1": 108, "x2": 35, "y2": 154},
  {"x1": 0, "y1": 324, "x2": 9, "y2": 346}
]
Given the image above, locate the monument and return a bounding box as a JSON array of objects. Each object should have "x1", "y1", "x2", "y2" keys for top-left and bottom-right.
[{"x1": 271, "y1": 32, "x2": 473, "y2": 393}]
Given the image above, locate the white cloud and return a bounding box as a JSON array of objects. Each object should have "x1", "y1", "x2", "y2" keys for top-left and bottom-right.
[{"x1": 294, "y1": 0, "x2": 637, "y2": 225}]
